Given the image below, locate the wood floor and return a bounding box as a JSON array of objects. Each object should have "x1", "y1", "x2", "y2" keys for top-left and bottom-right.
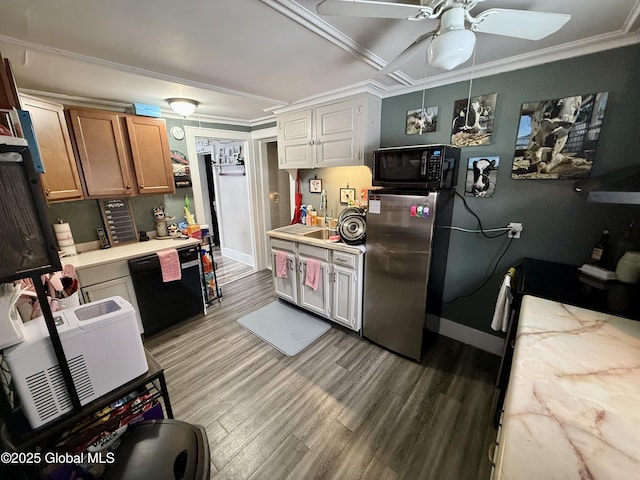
[
  {"x1": 210, "y1": 246, "x2": 255, "y2": 287},
  {"x1": 145, "y1": 270, "x2": 500, "y2": 480}
]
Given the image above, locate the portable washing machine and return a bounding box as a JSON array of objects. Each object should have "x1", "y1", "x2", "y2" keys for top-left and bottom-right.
[{"x1": 4, "y1": 296, "x2": 148, "y2": 429}]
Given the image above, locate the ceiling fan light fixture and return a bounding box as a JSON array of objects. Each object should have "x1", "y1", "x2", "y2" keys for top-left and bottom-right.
[
  {"x1": 167, "y1": 98, "x2": 199, "y2": 117},
  {"x1": 428, "y1": 28, "x2": 476, "y2": 70}
]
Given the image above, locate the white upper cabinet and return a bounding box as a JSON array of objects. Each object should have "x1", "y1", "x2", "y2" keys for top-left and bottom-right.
[{"x1": 276, "y1": 94, "x2": 381, "y2": 169}]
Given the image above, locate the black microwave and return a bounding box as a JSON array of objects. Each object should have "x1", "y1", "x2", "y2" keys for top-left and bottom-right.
[{"x1": 372, "y1": 144, "x2": 460, "y2": 190}]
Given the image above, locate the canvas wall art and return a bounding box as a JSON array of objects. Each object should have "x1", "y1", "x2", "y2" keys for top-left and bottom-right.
[
  {"x1": 465, "y1": 156, "x2": 499, "y2": 197},
  {"x1": 406, "y1": 106, "x2": 438, "y2": 134},
  {"x1": 512, "y1": 92, "x2": 608, "y2": 180},
  {"x1": 450, "y1": 93, "x2": 497, "y2": 147}
]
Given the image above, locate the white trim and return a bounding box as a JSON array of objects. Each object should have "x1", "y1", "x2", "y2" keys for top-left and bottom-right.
[
  {"x1": 220, "y1": 247, "x2": 254, "y2": 267},
  {"x1": 428, "y1": 314, "x2": 505, "y2": 356},
  {"x1": 383, "y1": 30, "x2": 640, "y2": 99}
]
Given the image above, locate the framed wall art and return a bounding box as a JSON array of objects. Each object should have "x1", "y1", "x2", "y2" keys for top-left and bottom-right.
[
  {"x1": 309, "y1": 177, "x2": 322, "y2": 193},
  {"x1": 406, "y1": 106, "x2": 438, "y2": 134},
  {"x1": 340, "y1": 187, "x2": 355, "y2": 205},
  {"x1": 512, "y1": 92, "x2": 608, "y2": 180},
  {"x1": 450, "y1": 93, "x2": 497, "y2": 147},
  {"x1": 464, "y1": 156, "x2": 499, "y2": 198}
]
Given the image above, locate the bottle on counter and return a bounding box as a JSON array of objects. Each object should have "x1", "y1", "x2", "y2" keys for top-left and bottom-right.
[
  {"x1": 590, "y1": 230, "x2": 610, "y2": 266},
  {"x1": 613, "y1": 221, "x2": 635, "y2": 267},
  {"x1": 300, "y1": 205, "x2": 307, "y2": 225}
]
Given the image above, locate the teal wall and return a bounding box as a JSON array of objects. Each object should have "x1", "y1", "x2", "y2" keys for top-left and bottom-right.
[{"x1": 380, "y1": 44, "x2": 640, "y2": 335}]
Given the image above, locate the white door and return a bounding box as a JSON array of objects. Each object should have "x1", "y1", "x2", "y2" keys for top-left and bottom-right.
[{"x1": 298, "y1": 256, "x2": 330, "y2": 317}]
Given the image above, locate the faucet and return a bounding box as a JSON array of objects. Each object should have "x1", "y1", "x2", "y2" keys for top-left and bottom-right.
[{"x1": 320, "y1": 190, "x2": 328, "y2": 225}]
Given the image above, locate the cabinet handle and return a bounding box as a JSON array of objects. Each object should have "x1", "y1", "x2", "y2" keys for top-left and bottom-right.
[
  {"x1": 308, "y1": 140, "x2": 314, "y2": 146},
  {"x1": 315, "y1": 139, "x2": 322, "y2": 145},
  {"x1": 139, "y1": 185, "x2": 144, "y2": 190},
  {"x1": 45, "y1": 188, "x2": 50, "y2": 196},
  {"x1": 126, "y1": 185, "x2": 132, "y2": 190},
  {"x1": 84, "y1": 291, "x2": 91, "y2": 303}
]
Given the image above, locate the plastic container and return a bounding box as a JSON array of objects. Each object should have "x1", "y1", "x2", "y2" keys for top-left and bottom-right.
[{"x1": 615, "y1": 251, "x2": 640, "y2": 284}]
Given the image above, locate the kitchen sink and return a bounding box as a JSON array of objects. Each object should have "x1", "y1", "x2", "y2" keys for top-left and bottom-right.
[{"x1": 302, "y1": 229, "x2": 337, "y2": 240}]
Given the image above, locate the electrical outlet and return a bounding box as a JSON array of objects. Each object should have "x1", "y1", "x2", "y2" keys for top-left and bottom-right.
[{"x1": 508, "y1": 222, "x2": 523, "y2": 239}]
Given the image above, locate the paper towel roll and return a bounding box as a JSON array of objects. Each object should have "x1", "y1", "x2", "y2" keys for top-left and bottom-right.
[{"x1": 53, "y1": 222, "x2": 77, "y2": 256}]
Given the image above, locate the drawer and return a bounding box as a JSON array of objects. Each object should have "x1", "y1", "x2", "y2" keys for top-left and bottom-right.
[
  {"x1": 271, "y1": 238, "x2": 296, "y2": 253},
  {"x1": 298, "y1": 243, "x2": 330, "y2": 261},
  {"x1": 332, "y1": 251, "x2": 356, "y2": 269},
  {"x1": 76, "y1": 260, "x2": 130, "y2": 286}
]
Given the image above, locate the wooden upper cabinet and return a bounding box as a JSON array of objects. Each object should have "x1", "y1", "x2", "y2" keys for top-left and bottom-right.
[
  {"x1": 67, "y1": 108, "x2": 134, "y2": 197},
  {"x1": 66, "y1": 107, "x2": 175, "y2": 198},
  {"x1": 125, "y1": 116, "x2": 175, "y2": 195},
  {"x1": 20, "y1": 95, "x2": 84, "y2": 203}
]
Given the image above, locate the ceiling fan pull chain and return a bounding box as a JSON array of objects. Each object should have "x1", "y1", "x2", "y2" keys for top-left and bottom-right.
[{"x1": 464, "y1": 44, "x2": 478, "y2": 129}]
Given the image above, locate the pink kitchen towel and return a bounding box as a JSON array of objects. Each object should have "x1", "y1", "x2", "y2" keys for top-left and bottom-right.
[
  {"x1": 157, "y1": 249, "x2": 181, "y2": 282},
  {"x1": 305, "y1": 258, "x2": 321, "y2": 291},
  {"x1": 275, "y1": 250, "x2": 288, "y2": 278}
]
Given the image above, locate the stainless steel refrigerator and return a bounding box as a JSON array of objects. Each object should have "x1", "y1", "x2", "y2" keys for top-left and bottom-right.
[{"x1": 363, "y1": 191, "x2": 452, "y2": 360}]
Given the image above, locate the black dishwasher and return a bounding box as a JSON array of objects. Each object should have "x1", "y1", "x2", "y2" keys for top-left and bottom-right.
[{"x1": 129, "y1": 246, "x2": 204, "y2": 336}]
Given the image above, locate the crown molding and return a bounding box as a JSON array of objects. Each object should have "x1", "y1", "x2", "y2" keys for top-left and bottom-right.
[
  {"x1": 18, "y1": 88, "x2": 273, "y2": 127},
  {"x1": 269, "y1": 79, "x2": 386, "y2": 115},
  {"x1": 381, "y1": 29, "x2": 640, "y2": 99}
]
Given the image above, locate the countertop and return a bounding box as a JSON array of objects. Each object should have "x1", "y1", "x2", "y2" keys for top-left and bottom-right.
[
  {"x1": 519, "y1": 257, "x2": 640, "y2": 320},
  {"x1": 267, "y1": 225, "x2": 365, "y2": 254},
  {"x1": 59, "y1": 237, "x2": 202, "y2": 269},
  {"x1": 495, "y1": 295, "x2": 640, "y2": 479}
]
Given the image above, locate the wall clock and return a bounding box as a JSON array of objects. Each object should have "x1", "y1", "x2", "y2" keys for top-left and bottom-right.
[
  {"x1": 170, "y1": 126, "x2": 185, "y2": 140},
  {"x1": 309, "y1": 178, "x2": 322, "y2": 193}
]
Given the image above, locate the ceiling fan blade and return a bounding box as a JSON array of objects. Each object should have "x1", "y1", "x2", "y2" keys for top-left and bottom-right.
[
  {"x1": 379, "y1": 32, "x2": 434, "y2": 75},
  {"x1": 317, "y1": 0, "x2": 433, "y2": 20},
  {"x1": 471, "y1": 9, "x2": 571, "y2": 40}
]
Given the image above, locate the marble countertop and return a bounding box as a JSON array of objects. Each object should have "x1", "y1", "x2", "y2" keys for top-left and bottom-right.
[
  {"x1": 267, "y1": 225, "x2": 365, "y2": 254},
  {"x1": 60, "y1": 237, "x2": 202, "y2": 270},
  {"x1": 495, "y1": 295, "x2": 640, "y2": 479}
]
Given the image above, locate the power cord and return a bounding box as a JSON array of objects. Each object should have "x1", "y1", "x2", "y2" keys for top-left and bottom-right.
[
  {"x1": 444, "y1": 234, "x2": 515, "y2": 304},
  {"x1": 453, "y1": 190, "x2": 508, "y2": 239}
]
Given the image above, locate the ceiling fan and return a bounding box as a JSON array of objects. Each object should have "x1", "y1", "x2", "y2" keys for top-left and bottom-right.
[{"x1": 316, "y1": 0, "x2": 571, "y2": 72}]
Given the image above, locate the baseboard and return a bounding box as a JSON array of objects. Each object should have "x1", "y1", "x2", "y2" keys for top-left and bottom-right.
[
  {"x1": 427, "y1": 314, "x2": 505, "y2": 356},
  {"x1": 220, "y1": 247, "x2": 255, "y2": 267}
]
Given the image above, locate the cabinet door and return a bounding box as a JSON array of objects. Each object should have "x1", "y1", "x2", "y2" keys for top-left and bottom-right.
[
  {"x1": 314, "y1": 98, "x2": 361, "y2": 168},
  {"x1": 332, "y1": 264, "x2": 358, "y2": 330},
  {"x1": 277, "y1": 110, "x2": 314, "y2": 169},
  {"x1": 21, "y1": 95, "x2": 84, "y2": 202},
  {"x1": 68, "y1": 108, "x2": 133, "y2": 197},
  {"x1": 271, "y1": 250, "x2": 298, "y2": 303},
  {"x1": 80, "y1": 276, "x2": 143, "y2": 334},
  {"x1": 125, "y1": 116, "x2": 175, "y2": 195},
  {"x1": 298, "y1": 256, "x2": 330, "y2": 318}
]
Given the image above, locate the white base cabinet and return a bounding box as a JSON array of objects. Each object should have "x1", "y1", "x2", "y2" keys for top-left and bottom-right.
[
  {"x1": 276, "y1": 94, "x2": 381, "y2": 169},
  {"x1": 270, "y1": 238, "x2": 363, "y2": 332},
  {"x1": 77, "y1": 260, "x2": 143, "y2": 334}
]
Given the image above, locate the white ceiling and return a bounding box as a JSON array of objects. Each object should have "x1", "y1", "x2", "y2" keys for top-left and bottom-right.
[{"x1": 1, "y1": 0, "x2": 639, "y2": 125}]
